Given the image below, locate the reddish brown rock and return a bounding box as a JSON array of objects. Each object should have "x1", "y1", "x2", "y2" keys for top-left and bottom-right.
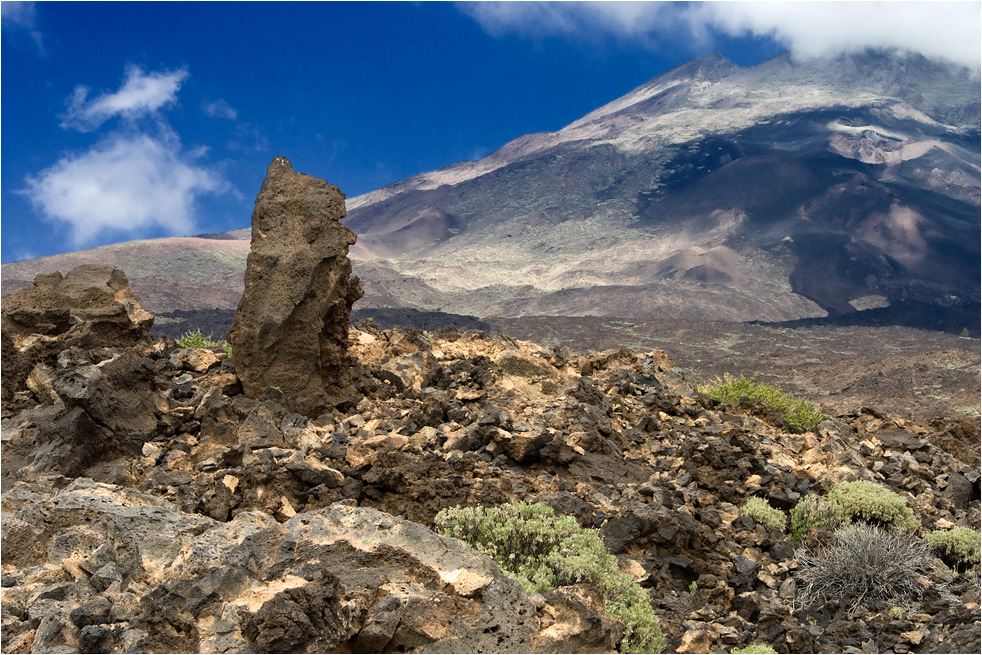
[
  {"x1": 228, "y1": 157, "x2": 363, "y2": 416},
  {"x1": 533, "y1": 585, "x2": 625, "y2": 653}
]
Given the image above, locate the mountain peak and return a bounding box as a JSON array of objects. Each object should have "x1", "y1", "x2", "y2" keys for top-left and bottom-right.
[{"x1": 654, "y1": 51, "x2": 740, "y2": 85}]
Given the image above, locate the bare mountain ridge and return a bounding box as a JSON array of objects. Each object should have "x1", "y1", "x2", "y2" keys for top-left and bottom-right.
[
  {"x1": 343, "y1": 50, "x2": 979, "y2": 324},
  {"x1": 2, "y1": 50, "x2": 979, "y2": 330}
]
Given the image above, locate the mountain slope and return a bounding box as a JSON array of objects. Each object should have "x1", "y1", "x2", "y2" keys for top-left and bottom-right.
[
  {"x1": 344, "y1": 50, "x2": 979, "y2": 323},
  {"x1": 3, "y1": 50, "x2": 979, "y2": 329}
]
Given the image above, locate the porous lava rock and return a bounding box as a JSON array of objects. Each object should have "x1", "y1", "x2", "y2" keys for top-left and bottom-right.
[
  {"x1": 228, "y1": 156, "x2": 363, "y2": 417},
  {"x1": 0, "y1": 264, "x2": 153, "y2": 401},
  {"x1": 0, "y1": 480, "x2": 537, "y2": 654}
]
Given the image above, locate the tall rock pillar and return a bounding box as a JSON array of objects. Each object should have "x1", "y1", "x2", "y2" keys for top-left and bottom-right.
[{"x1": 228, "y1": 157, "x2": 363, "y2": 416}]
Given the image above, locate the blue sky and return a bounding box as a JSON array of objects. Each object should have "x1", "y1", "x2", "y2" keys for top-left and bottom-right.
[{"x1": 2, "y1": 1, "x2": 979, "y2": 263}]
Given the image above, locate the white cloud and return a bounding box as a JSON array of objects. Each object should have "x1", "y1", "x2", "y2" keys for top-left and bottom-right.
[
  {"x1": 460, "y1": 1, "x2": 676, "y2": 39},
  {"x1": 23, "y1": 64, "x2": 227, "y2": 248},
  {"x1": 23, "y1": 133, "x2": 221, "y2": 247},
  {"x1": 1, "y1": 0, "x2": 44, "y2": 53},
  {"x1": 459, "y1": 1, "x2": 981, "y2": 70},
  {"x1": 202, "y1": 98, "x2": 238, "y2": 120},
  {"x1": 62, "y1": 65, "x2": 189, "y2": 132},
  {"x1": 698, "y1": 1, "x2": 981, "y2": 70}
]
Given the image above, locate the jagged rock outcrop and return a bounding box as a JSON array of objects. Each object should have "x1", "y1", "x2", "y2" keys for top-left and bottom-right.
[
  {"x1": 0, "y1": 480, "x2": 536, "y2": 653},
  {"x1": 1, "y1": 350, "x2": 162, "y2": 485},
  {"x1": 0, "y1": 265, "x2": 153, "y2": 401},
  {"x1": 228, "y1": 157, "x2": 363, "y2": 417}
]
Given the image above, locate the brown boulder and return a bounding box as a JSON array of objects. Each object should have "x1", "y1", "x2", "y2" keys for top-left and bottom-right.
[
  {"x1": 228, "y1": 157, "x2": 363, "y2": 416},
  {"x1": 533, "y1": 585, "x2": 625, "y2": 653},
  {"x1": 1, "y1": 353, "x2": 160, "y2": 484},
  {"x1": 1, "y1": 265, "x2": 153, "y2": 400}
]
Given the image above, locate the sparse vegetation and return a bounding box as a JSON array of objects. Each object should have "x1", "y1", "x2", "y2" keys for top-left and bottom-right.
[
  {"x1": 789, "y1": 494, "x2": 843, "y2": 543},
  {"x1": 697, "y1": 373, "x2": 824, "y2": 433},
  {"x1": 826, "y1": 480, "x2": 919, "y2": 534},
  {"x1": 177, "y1": 328, "x2": 231, "y2": 358},
  {"x1": 731, "y1": 645, "x2": 778, "y2": 654},
  {"x1": 741, "y1": 497, "x2": 786, "y2": 531},
  {"x1": 435, "y1": 500, "x2": 666, "y2": 653},
  {"x1": 888, "y1": 606, "x2": 908, "y2": 621},
  {"x1": 925, "y1": 526, "x2": 982, "y2": 567},
  {"x1": 796, "y1": 522, "x2": 935, "y2": 616}
]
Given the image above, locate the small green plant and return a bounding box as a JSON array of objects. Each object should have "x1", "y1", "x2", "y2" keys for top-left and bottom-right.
[
  {"x1": 435, "y1": 500, "x2": 666, "y2": 653},
  {"x1": 790, "y1": 494, "x2": 843, "y2": 543},
  {"x1": 925, "y1": 526, "x2": 982, "y2": 567},
  {"x1": 826, "y1": 480, "x2": 919, "y2": 534},
  {"x1": 688, "y1": 580, "x2": 698, "y2": 593},
  {"x1": 176, "y1": 328, "x2": 224, "y2": 350},
  {"x1": 731, "y1": 645, "x2": 778, "y2": 654},
  {"x1": 797, "y1": 523, "x2": 934, "y2": 616},
  {"x1": 888, "y1": 606, "x2": 908, "y2": 621},
  {"x1": 741, "y1": 497, "x2": 786, "y2": 531},
  {"x1": 697, "y1": 373, "x2": 823, "y2": 432},
  {"x1": 223, "y1": 341, "x2": 233, "y2": 359},
  {"x1": 960, "y1": 327, "x2": 970, "y2": 338}
]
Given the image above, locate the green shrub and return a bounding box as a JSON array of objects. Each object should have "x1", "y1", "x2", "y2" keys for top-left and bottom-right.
[
  {"x1": 732, "y1": 645, "x2": 778, "y2": 654},
  {"x1": 826, "y1": 480, "x2": 919, "y2": 534},
  {"x1": 697, "y1": 373, "x2": 823, "y2": 432},
  {"x1": 435, "y1": 500, "x2": 666, "y2": 653},
  {"x1": 888, "y1": 606, "x2": 908, "y2": 621},
  {"x1": 789, "y1": 494, "x2": 843, "y2": 543},
  {"x1": 796, "y1": 522, "x2": 934, "y2": 616},
  {"x1": 925, "y1": 526, "x2": 981, "y2": 567},
  {"x1": 740, "y1": 497, "x2": 786, "y2": 531},
  {"x1": 176, "y1": 328, "x2": 225, "y2": 350}
]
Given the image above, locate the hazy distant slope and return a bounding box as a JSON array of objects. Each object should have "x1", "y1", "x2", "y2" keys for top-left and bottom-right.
[{"x1": 1, "y1": 236, "x2": 249, "y2": 314}]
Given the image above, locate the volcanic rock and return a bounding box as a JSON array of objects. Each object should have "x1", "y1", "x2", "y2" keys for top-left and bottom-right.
[
  {"x1": 533, "y1": 585, "x2": 624, "y2": 653},
  {"x1": 228, "y1": 156, "x2": 363, "y2": 416},
  {"x1": 1, "y1": 293, "x2": 979, "y2": 653},
  {"x1": 0, "y1": 265, "x2": 153, "y2": 401},
  {"x1": 1, "y1": 480, "x2": 537, "y2": 653}
]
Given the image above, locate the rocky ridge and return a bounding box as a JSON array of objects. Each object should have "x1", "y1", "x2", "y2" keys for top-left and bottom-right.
[{"x1": 2, "y1": 307, "x2": 979, "y2": 652}]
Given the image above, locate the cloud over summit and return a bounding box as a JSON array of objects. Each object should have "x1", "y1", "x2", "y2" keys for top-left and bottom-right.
[
  {"x1": 699, "y1": 1, "x2": 981, "y2": 70},
  {"x1": 461, "y1": 1, "x2": 981, "y2": 71}
]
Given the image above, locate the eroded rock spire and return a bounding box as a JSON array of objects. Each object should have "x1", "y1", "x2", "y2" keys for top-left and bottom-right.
[{"x1": 228, "y1": 157, "x2": 363, "y2": 416}]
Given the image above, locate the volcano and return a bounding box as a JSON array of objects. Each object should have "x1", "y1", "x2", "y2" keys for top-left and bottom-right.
[{"x1": 3, "y1": 50, "x2": 979, "y2": 331}]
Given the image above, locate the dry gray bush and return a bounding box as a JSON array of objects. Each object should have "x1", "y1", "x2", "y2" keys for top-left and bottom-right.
[{"x1": 795, "y1": 522, "x2": 934, "y2": 616}]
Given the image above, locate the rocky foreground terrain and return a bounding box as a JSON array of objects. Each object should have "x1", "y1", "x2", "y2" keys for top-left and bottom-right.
[
  {"x1": 2, "y1": 272, "x2": 981, "y2": 654},
  {"x1": 2, "y1": 159, "x2": 979, "y2": 654}
]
